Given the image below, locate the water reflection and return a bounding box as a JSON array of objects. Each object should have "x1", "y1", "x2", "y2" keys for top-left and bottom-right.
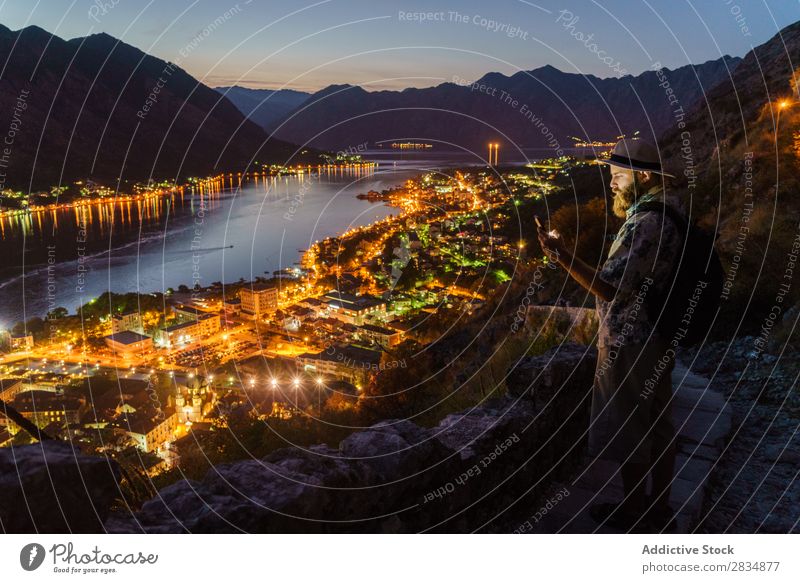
[{"x1": 0, "y1": 163, "x2": 406, "y2": 323}]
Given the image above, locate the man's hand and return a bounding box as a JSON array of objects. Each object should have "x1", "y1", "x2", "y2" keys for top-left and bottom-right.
[
  {"x1": 535, "y1": 217, "x2": 618, "y2": 302},
  {"x1": 537, "y1": 225, "x2": 565, "y2": 262}
]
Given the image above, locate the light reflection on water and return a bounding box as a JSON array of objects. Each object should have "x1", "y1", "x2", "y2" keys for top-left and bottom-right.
[
  {"x1": 0, "y1": 147, "x2": 560, "y2": 324},
  {"x1": 0, "y1": 164, "x2": 413, "y2": 324}
]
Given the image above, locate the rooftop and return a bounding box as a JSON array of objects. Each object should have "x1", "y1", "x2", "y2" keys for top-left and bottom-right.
[
  {"x1": 163, "y1": 320, "x2": 200, "y2": 333},
  {"x1": 104, "y1": 331, "x2": 151, "y2": 345},
  {"x1": 323, "y1": 290, "x2": 386, "y2": 310},
  {"x1": 359, "y1": 324, "x2": 400, "y2": 336},
  {"x1": 244, "y1": 282, "x2": 278, "y2": 293},
  {"x1": 299, "y1": 344, "x2": 382, "y2": 367},
  {"x1": 112, "y1": 310, "x2": 141, "y2": 319},
  {"x1": 120, "y1": 408, "x2": 177, "y2": 434}
]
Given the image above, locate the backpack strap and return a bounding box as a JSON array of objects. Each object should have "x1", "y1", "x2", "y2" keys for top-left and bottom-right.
[{"x1": 631, "y1": 201, "x2": 687, "y2": 303}]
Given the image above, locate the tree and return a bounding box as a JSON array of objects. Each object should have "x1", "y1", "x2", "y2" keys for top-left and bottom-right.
[{"x1": 47, "y1": 307, "x2": 69, "y2": 319}]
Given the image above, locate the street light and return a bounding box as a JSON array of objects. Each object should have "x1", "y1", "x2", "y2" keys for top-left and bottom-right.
[{"x1": 776, "y1": 99, "x2": 795, "y2": 136}]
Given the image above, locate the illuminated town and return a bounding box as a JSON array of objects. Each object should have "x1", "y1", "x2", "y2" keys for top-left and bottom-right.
[{"x1": 0, "y1": 155, "x2": 576, "y2": 475}]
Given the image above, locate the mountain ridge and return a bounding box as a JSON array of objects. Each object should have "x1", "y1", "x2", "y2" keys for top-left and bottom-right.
[
  {"x1": 0, "y1": 25, "x2": 306, "y2": 189},
  {"x1": 214, "y1": 85, "x2": 311, "y2": 130},
  {"x1": 268, "y1": 57, "x2": 741, "y2": 150}
]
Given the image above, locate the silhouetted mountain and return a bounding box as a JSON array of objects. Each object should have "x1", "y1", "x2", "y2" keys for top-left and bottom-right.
[
  {"x1": 663, "y1": 20, "x2": 800, "y2": 176},
  {"x1": 0, "y1": 25, "x2": 307, "y2": 189},
  {"x1": 215, "y1": 86, "x2": 310, "y2": 130},
  {"x1": 659, "y1": 20, "x2": 800, "y2": 335},
  {"x1": 271, "y1": 58, "x2": 740, "y2": 152}
]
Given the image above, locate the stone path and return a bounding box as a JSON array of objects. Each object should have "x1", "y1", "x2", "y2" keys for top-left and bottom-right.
[{"x1": 531, "y1": 362, "x2": 732, "y2": 533}]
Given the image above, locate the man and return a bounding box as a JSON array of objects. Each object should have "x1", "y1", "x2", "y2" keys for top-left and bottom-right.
[{"x1": 537, "y1": 139, "x2": 683, "y2": 532}]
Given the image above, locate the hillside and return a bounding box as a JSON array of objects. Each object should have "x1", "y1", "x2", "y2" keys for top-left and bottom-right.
[
  {"x1": 661, "y1": 20, "x2": 800, "y2": 336},
  {"x1": 215, "y1": 86, "x2": 310, "y2": 130},
  {"x1": 0, "y1": 25, "x2": 306, "y2": 189}
]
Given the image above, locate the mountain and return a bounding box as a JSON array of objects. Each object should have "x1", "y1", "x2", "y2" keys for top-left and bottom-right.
[
  {"x1": 270, "y1": 58, "x2": 740, "y2": 151},
  {"x1": 662, "y1": 20, "x2": 800, "y2": 175},
  {"x1": 215, "y1": 86, "x2": 310, "y2": 130},
  {"x1": 659, "y1": 20, "x2": 800, "y2": 335},
  {"x1": 0, "y1": 25, "x2": 307, "y2": 189}
]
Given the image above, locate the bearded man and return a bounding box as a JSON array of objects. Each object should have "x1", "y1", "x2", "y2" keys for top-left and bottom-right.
[{"x1": 537, "y1": 139, "x2": 684, "y2": 532}]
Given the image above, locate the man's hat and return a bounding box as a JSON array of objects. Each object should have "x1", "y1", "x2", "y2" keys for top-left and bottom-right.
[{"x1": 601, "y1": 138, "x2": 675, "y2": 178}]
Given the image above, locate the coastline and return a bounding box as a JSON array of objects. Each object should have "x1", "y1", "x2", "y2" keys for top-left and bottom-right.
[
  {"x1": 0, "y1": 162, "x2": 398, "y2": 325},
  {"x1": 0, "y1": 163, "x2": 378, "y2": 220}
]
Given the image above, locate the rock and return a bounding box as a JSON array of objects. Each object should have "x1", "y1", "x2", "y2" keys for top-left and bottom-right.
[
  {"x1": 106, "y1": 344, "x2": 600, "y2": 533},
  {"x1": 0, "y1": 441, "x2": 121, "y2": 533},
  {"x1": 506, "y1": 342, "x2": 596, "y2": 405}
]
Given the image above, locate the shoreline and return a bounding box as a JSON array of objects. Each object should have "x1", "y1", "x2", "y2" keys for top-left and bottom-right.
[
  {"x1": 0, "y1": 165, "x2": 404, "y2": 326},
  {"x1": 0, "y1": 163, "x2": 378, "y2": 220}
]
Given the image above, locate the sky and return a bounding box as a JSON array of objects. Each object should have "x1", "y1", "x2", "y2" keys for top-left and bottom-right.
[{"x1": 0, "y1": 0, "x2": 797, "y2": 92}]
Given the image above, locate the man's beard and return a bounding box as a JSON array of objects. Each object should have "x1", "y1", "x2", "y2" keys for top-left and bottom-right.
[{"x1": 612, "y1": 182, "x2": 638, "y2": 218}]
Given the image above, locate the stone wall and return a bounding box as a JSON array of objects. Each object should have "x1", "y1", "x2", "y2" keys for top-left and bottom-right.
[{"x1": 104, "y1": 343, "x2": 597, "y2": 533}]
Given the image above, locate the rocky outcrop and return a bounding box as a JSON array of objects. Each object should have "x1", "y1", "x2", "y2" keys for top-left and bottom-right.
[
  {"x1": 0, "y1": 441, "x2": 121, "y2": 533},
  {"x1": 105, "y1": 343, "x2": 597, "y2": 533}
]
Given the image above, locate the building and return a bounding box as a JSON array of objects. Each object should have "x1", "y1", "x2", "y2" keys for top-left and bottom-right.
[
  {"x1": 174, "y1": 385, "x2": 215, "y2": 424},
  {"x1": 103, "y1": 331, "x2": 153, "y2": 355},
  {"x1": 0, "y1": 377, "x2": 26, "y2": 402},
  {"x1": 122, "y1": 408, "x2": 178, "y2": 453},
  {"x1": 0, "y1": 377, "x2": 26, "y2": 431},
  {"x1": 111, "y1": 311, "x2": 143, "y2": 334},
  {"x1": 0, "y1": 427, "x2": 13, "y2": 447},
  {"x1": 357, "y1": 324, "x2": 404, "y2": 348},
  {"x1": 283, "y1": 306, "x2": 316, "y2": 331},
  {"x1": 240, "y1": 284, "x2": 279, "y2": 317},
  {"x1": 223, "y1": 297, "x2": 242, "y2": 315},
  {"x1": 296, "y1": 344, "x2": 383, "y2": 387},
  {"x1": 297, "y1": 297, "x2": 324, "y2": 311},
  {"x1": 4, "y1": 333, "x2": 34, "y2": 351},
  {"x1": 321, "y1": 290, "x2": 387, "y2": 325},
  {"x1": 154, "y1": 312, "x2": 220, "y2": 348},
  {"x1": 10, "y1": 390, "x2": 85, "y2": 431},
  {"x1": 172, "y1": 305, "x2": 212, "y2": 322},
  {"x1": 86, "y1": 378, "x2": 155, "y2": 423}
]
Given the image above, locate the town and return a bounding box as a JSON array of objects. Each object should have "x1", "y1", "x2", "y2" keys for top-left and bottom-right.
[{"x1": 0, "y1": 156, "x2": 586, "y2": 478}]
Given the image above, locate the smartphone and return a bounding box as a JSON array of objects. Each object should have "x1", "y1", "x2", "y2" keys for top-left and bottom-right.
[{"x1": 534, "y1": 215, "x2": 543, "y2": 229}]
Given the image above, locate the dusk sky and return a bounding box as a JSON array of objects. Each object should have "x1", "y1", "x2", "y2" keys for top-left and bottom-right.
[{"x1": 0, "y1": 0, "x2": 797, "y2": 92}]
